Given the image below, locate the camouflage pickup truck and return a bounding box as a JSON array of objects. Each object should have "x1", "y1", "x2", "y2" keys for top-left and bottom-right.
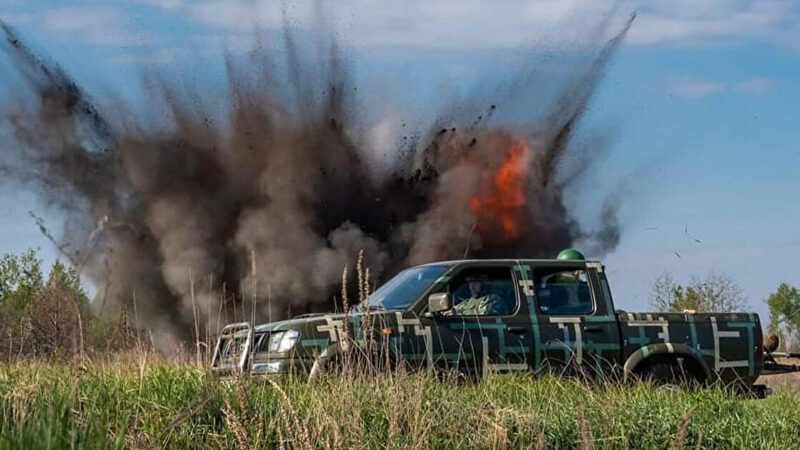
[{"x1": 212, "y1": 250, "x2": 778, "y2": 390}]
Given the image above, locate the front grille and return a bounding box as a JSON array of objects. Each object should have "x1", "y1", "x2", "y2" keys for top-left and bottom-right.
[
  {"x1": 220, "y1": 335, "x2": 249, "y2": 360},
  {"x1": 211, "y1": 322, "x2": 254, "y2": 371}
]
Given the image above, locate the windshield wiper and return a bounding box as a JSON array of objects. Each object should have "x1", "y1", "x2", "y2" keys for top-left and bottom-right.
[{"x1": 359, "y1": 304, "x2": 387, "y2": 312}]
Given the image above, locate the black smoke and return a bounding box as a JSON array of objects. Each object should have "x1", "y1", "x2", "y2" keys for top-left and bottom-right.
[{"x1": 0, "y1": 13, "x2": 632, "y2": 345}]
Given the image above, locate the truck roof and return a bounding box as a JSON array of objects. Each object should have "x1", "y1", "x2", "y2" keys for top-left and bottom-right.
[{"x1": 419, "y1": 258, "x2": 602, "y2": 266}]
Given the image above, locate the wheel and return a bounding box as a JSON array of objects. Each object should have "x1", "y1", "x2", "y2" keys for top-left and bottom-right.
[{"x1": 639, "y1": 361, "x2": 699, "y2": 391}]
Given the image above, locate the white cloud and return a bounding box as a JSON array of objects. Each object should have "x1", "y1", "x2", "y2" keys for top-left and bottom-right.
[
  {"x1": 629, "y1": 0, "x2": 800, "y2": 48},
  {"x1": 734, "y1": 77, "x2": 775, "y2": 94},
  {"x1": 188, "y1": 1, "x2": 311, "y2": 30},
  {"x1": 187, "y1": 0, "x2": 622, "y2": 50},
  {"x1": 137, "y1": 0, "x2": 185, "y2": 8},
  {"x1": 663, "y1": 76, "x2": 777, "y2": 99},
  {"x1": 183, "y1": 0, "x2": 800, "y2": 51},
  {"x1": 664, "y1": 77, "x2": 726, "y2": 99},
  {"x1": 119, "y1": 0, "x2": 186, "y2": 10},
  {"x1": 17, "y1": 0, "x2": 800, "y2": 53},
  {"x1": 42, "y1": 7, "x2": 156, "y2": 47}
]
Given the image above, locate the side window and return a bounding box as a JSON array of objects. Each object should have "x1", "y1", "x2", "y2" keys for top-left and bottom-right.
[
  {"x1": 447, "y1": 267, "x2": 517, "y2": 316},
  {"x1": 534, "y1": 267, "x2": 593, "y2": 315}
]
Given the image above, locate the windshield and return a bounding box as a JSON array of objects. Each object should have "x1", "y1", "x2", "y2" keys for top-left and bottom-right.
[{"x1": 367, "y1": 265, "x2": 451, "y2": 310}]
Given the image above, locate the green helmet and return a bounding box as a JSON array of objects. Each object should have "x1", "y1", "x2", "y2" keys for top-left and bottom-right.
[{"x1": 556, "y1": 248, "x2": 585, "y2": 260}]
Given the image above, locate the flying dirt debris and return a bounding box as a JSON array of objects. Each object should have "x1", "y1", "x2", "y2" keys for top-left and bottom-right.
[{"x1": 0, "y1": 13, "x2": 632, "y2": 347}]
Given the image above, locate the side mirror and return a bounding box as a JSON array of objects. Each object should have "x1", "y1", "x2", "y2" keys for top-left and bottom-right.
[{"x1": 428, "y1": 292, "x2": 452, "y2": 313}]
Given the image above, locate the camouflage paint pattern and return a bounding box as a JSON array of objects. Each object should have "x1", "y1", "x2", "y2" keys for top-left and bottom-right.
[{"x1": 211, "y1": 259, "x2": 762, "y2": 386}]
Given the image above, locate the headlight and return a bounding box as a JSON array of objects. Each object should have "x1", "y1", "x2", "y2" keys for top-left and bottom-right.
[{"x1": 268, "y1": 330, "x2": 299, "y2": 353}]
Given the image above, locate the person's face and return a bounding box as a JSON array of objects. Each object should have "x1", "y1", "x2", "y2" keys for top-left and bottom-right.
[{"x1": 468, "y1": 280, "x2": 483, "y2": 296}]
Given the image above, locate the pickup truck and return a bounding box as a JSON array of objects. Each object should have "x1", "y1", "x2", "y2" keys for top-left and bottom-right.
[{"x1": 212, "y1": 255, "x2": 784, "y2": 391}]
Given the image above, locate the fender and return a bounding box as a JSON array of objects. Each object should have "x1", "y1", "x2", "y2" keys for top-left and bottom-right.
[
  {"x1": 308, "y1": 341, "x2": 399, "y2": 378},
  {"x1": 623, "y1": 343, "x2": 712, "y2": 381}
]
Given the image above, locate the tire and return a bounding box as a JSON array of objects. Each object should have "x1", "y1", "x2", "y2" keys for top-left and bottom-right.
[{"x1": 639, "y1": 361, "x2": 699, "y2": 391}]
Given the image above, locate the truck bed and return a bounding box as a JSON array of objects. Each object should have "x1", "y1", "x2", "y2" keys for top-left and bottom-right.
[{"x1": 617, "y1": 312, "x2": 762, "y2": 384}]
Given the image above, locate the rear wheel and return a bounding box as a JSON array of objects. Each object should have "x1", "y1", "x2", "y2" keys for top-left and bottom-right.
[{"x1": 639, "y1": 361, "x2": 700, "y2": 391}]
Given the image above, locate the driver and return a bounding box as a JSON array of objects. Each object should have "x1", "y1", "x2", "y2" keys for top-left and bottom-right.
[{"x1": 446, "y1": 273, "x2": 504, "y2": 316}]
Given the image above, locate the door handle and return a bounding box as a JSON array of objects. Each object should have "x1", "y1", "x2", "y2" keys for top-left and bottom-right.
[
  {"x1": 583, "y1": 325, "x2": 602, "y2": 333},
  {"x1": 507, "y1": 326, "x2": 527, "y2": 334}
]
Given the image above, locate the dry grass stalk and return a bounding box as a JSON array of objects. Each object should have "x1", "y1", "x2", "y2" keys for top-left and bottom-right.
[
  {"x1": 341, "y1": 264, "x2": 349, "y2": 325},
  {"x1": 189, "y1": 269, "x2": 201, "y2": 367},
  {"x1": 132, "y1": 291, "x2": 142, "y2": 351},
  {"x1": 356, "y1": 251, "x2": 378, "y2": 371},
  {"x1": 125, "y1": 414, "x2": 158, "y2": 450},
  {"x1": 223, "y1": 397, "x2": 251, "y2": 450},
  {"x1": 357, "y1": 251, "x2": 370, "y2": 353},
  {"x1": 71, "y1": 298, "x2": 85, "y2": 362},
  {"x1": 4, "y1": 381, "x2": 36, "y2": 424},
  {"x1": 670, "y1": 407, "x2": 695, "y2": 450},
  {"x1": 489, "y1": 408, "x2": 509, "y2": 449},
  {"x1": 536, "y1": 429, "x2": 548, "y2": 450},
  {"x1": 250, "y1": 249, "x2": 257, "y2": 332},
  {"x1": 274, "y1": 415, "x2": 287, "y2": 450},
  {"x1": 340, "y1": 264, "x2": 351, "y2": 370},
  {"x1": 267, "y1": 378, "x2": 312, "y2": 449},
  {"x1": 578, "y1": 407, "x2": 594, "y2": 450}
]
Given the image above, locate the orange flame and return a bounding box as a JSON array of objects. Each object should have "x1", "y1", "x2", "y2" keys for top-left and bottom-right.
[{"x1": 469, "y1": 141, "x2": 530, "y2": 239}]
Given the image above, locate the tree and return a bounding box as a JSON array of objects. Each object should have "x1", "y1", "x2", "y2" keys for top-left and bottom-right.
[
  {"x1": 28, "y1": 260, "x2": 90, "y2": 358},
  {"x1": 650, "y1": 272, "x2": 680, "y2": 312},
  {"x1": 650, "y1": 271, "x2": 746, "y2": 313},
  {"x1": 0, "y1": 249, "x2": 44, "y2": 309},
  {"x1": 766, "y1": 283, "x2": 800, "y2": 352},
  {"x1": 0, "y1": 250, "x2": 45, "y2": 360},
  {"x1": 689, "y1": 272, "x2": 746, "y2": 313}
]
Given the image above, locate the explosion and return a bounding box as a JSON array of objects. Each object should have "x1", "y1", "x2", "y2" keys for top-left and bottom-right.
[
  {"x1": 0, "y1": 13, "x2": 632, "y2": 346},
  {"x1": 469, "y1": 140, "x2": 531, "y2": 240}
]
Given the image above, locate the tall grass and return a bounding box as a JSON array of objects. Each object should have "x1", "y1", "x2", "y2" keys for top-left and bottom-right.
[{"x1": 2, "y1": 358, "x2": 800, "y2": 449}]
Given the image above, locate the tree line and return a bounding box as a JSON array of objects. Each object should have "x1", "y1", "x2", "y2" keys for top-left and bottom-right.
[
  {"x1": 649, "y1": 271, "x2": 800, "y2": 352},
  {"x1": 0, "y1": 249, "x2": 138, "y2": 361}
]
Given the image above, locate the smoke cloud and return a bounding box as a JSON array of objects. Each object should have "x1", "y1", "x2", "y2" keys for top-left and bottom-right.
[{"x1": 0, "y1": 13, "x2": 632, "y2": 345}]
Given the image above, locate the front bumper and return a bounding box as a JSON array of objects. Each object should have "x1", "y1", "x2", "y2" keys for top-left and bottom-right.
[
  {"x1": 213, "y1": 355, "x2": 318, "y2": 378},
  {"x1": 249, "y1": 356, "x2": 317, "y2": 376}
]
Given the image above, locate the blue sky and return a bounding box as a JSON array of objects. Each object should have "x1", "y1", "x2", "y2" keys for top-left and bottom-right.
[{"x1": 0, "y1": 0, "x2": 799, "y2": 321}]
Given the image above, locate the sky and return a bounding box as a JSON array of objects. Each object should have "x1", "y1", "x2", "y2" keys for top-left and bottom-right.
[{"x1": 0, "y1": 0, "x2": 799, "y2": 321}]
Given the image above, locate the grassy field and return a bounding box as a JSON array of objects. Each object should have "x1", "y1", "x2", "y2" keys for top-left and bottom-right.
[{"x1": 2, "y1": 356, "x2": 800, "y2": 449}]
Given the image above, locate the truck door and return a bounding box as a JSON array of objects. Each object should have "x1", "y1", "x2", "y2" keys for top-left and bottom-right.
[
  {"x1": 530, "y1": 262, "x2": 622, "y2": 379},
  {"x1": 422, "y1": 263, "x2": 532, "y2": 377}
]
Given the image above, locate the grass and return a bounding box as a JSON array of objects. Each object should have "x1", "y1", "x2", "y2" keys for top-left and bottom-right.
[{"x1": 2, "y1": 357, "x2": 800, "y2": 449}]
